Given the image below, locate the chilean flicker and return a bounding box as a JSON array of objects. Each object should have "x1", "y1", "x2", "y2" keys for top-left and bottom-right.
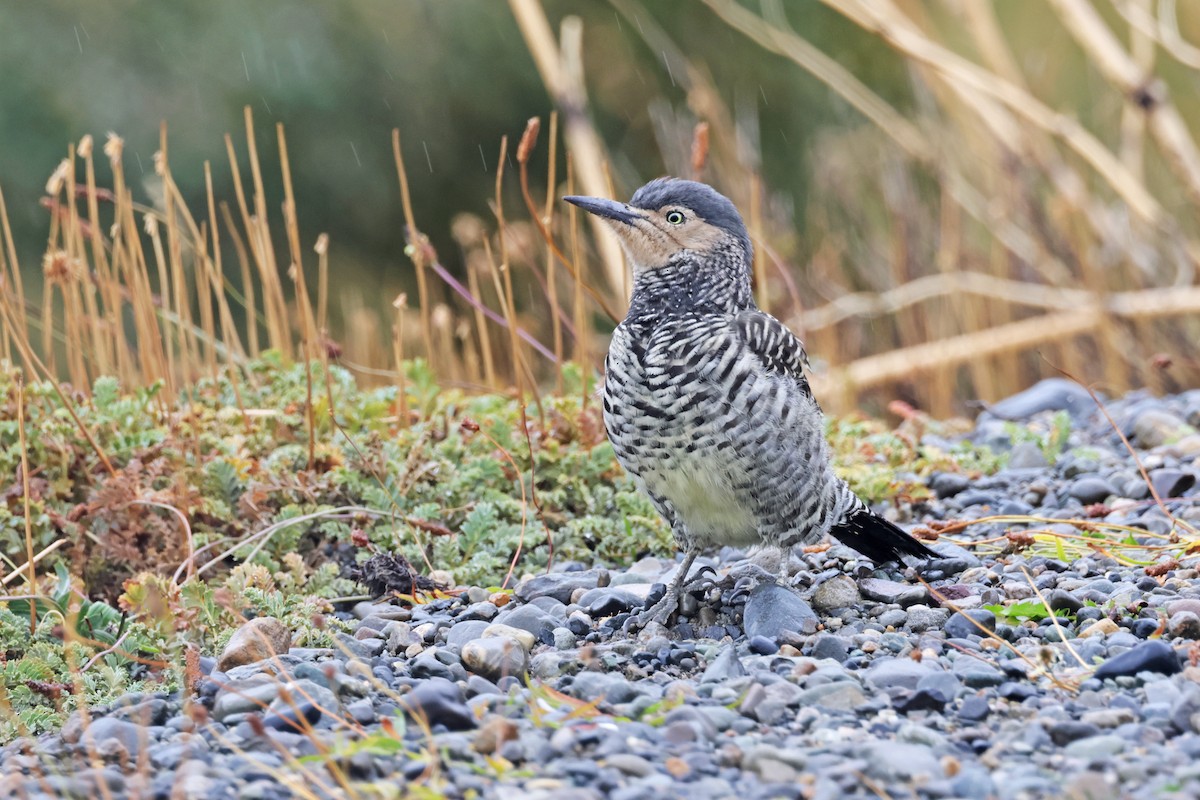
[{"x1": 564, "y1": 178, "x2": 935, "y2": 626}]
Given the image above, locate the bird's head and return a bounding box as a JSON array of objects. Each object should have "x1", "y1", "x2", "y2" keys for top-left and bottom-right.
[{"x1": 564, "y1": 178, "x2": 751, "y2": 273}]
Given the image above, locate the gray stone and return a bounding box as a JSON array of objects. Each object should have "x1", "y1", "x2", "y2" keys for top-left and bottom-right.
[
  {"x1": 701, "y1": 644, "x2": 746, "y2": 683},
  {"x1": 400, "y1": 678, "x2": 476, "y2": 730},
  {"x1": 862, "y1": 742, "x2": 940, "y2": 781},
  {"x1": 916, "y1": 671, "x2": 963, "y2": 700},
  {"x1": 569, "y1": 671, "x2": 640, "y2": 705},
  {"x1": 795, "y1": 681, "x2": 866, "y2": 711},
  {"x1": 1069, "y1": 477, "x2": 1118, "y2": 505},
  {"x1": 1133, "y1": 409, "x2": 1193, "y2": 448},
  {"x1": 1167, "y1": 599, "x2": 1200, "y2": 618},
  {"x1": 1064, "y1": 734, "x2": 1126, "y2": 759},
  {"x1": 810, "y1": 634, "x2": 850, "y2": 663},
  {"x1": 860, "y1": 578, "x2": 928, "y2": 607},
  {"x1": 1170, "y1": 611, "x2": 1200, "y2": 639},
  {"x1": 445, "y1": 620, "x2": 490, "y2": 650},
  {"x1": 80, "y1": 718, "x2": 144, "y2": 760},
  {"x1": 1094, "y1": 640, "x2": 1180, "y2": 679},
  {"x1": 1048, "y1": 720, "x2": 1101, "y2": 745},
  {"x1": 988, "y1": 378, "x2": 1093, "y2": 420},
  {"x1": 1171, "y1": 686, "x2": 1200, "y2": 733},
  {"x1": 743, "y1": 583, "x2": 819, "y2": 638},
  {"x1": 552, "y1": 627, "x2": 576, "y2": 650},
  {"x1": 1048, "y1": 589, "x2": 1083, "y2": 613},
  {"x1": 945, "y1": 609, "x2": 996, "y2": 640},
  {"x1": 1008, "y1": 441, "x2": 1049, "y2": 469},
  {"x1": 212, "y1": 677, "x2": 281, "y2": 722},
  {"x1": 906, "y1": 604, "x2": 950, "y2": 632},
  {"x1": 865, "y1": 659, "x2": 934, "y2": 690},
  {"x1": 810, "y1": 574, "x2": 860, "y2": 612},
  {"x1": 216, "y1": 617, "x2": 291, "y2": 672},
  {"x1": 461, "y1": 637, "x2": 529, "y2": 682},
  {"x1": 578, "y1": 586, "x2": 648, "y2": 618},
  {"x1": 1150, "y1": 468, "x2": 1196, "y2": 499},
  {"x1": 514, "y1": 569, "x2": 608, "y2": 604},
  {"x1": 605, "y1": 754, "x2": 654, "y2": 777},
  {"x1": 493, "y1": 604, "x2": 559, "y2": 639},
  {"x1": 336, "y1": 633, "x2": 384, "y2": 660},
  {"x1": 931, "y1": 472, "x2": 970, "y2": 499}
]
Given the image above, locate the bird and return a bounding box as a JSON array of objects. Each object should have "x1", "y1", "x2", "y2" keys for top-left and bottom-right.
[{"x1": 564, "y1": 178, "x2": 937, "y2": 627}]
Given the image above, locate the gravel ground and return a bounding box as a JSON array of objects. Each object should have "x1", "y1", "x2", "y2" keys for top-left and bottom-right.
[{"x1": 5, "y1": 381, "x2": 1200, "y2": 799}]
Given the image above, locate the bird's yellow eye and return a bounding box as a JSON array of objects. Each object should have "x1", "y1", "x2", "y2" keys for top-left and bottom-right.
[{"x1": 665, "y1": 210, "x2": 685, "y2": 225}]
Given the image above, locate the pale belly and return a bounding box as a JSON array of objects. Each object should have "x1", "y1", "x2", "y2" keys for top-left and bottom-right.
[{"x1": 639, "y1": 452, "x2": 761, "y2": 548}]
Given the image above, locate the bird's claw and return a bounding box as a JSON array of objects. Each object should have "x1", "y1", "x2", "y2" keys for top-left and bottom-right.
[{"x1": 631, "y1": 593, "x2": 680, "y2": 630}]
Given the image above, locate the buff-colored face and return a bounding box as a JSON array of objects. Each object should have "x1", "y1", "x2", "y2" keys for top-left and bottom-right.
[{"x1": 563, "y1": 196, "x2": 727, "y2": 270}]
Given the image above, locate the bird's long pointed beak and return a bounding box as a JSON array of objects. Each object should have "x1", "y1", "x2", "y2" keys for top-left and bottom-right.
[{"x1": 562, "y1": 195, "x2": 641, "y2": 225}]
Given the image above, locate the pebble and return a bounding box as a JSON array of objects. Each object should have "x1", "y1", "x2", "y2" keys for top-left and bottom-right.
[
  {"x1": 986, "y1": 378, "x2": 1093, "y2": 420},
  {"x1": 1069, "y1": 477, "x2": 1118, "y2": 505},
  {"x1": 945, "y1": 609, "x2": 996, "y2": 640},
  {"x1": 514, "y1": 569, "x2": 608, "y2": 604},
  {"x1": 1133, "y1": 409, "x2": 1192, "y2": 448},
  {"x1": 1094, "y1": 640, "x2": 1181, "y2": 680},
  {"x1": 461, "y1": 636, "x2": 529, "y2": 682},
  {"x1": 1170, "y1": 611, "x2": 1200, "y2": 639},
  {"x1": 860, "y1": 578, "x2": 928, "y2": 607},
  {"x1": 1150, "y1": 468, "x2": 1196, "y2": 499},
  {"x1": 400, "y1": 678, "x2": 476, "y2": 731},
  {"x1": 810, "y1": 573, "x2": 860, "y2": 611},
  {"x1": 216, "y1": 617, "x2": 291, "y2": 672},
  {"x1": 701, "y1": 645, "x2": 746, "y2": 683},
  {"x1": 742, "y1": 583, "x2": 819, "y2": 638}
]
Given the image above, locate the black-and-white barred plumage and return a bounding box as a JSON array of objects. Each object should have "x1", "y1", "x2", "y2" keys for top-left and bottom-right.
[{"x1": 568, "y1": 178, "x2": 934, "y2": 621}]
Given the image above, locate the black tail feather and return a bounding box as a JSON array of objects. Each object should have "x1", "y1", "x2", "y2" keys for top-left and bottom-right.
[{"x1": 829, "y1": 507, "x2": 938, "y2": 563}]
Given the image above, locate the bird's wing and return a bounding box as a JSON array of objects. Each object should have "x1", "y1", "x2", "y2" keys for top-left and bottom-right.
[{"x1": 732, "y1": 309, "x2": 813, "y2": 399}]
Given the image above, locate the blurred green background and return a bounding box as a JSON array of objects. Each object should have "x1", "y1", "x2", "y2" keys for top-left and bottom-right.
[
  {"x1": 7, "y1": 0, "x2": 1200, "y2": 412},
  {"x1": 0, "y1": 0, "x2": 917, "y2": 294}
]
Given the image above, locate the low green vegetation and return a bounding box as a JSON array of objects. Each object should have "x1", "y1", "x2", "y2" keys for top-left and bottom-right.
[{"x1": 0, "y1": 356, "x2": 1013, "y2": 739}]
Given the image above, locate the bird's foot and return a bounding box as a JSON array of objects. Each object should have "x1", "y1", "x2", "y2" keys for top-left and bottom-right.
[
  {"x1": 680, "y1": 564, "x2": 720, "y2": 593},
  {"x1": 723, "y1": 561, "x2": 778, "y2": 586},
  {"x1": 631, "y1": 591, "x2": 681, "y2": 631}
]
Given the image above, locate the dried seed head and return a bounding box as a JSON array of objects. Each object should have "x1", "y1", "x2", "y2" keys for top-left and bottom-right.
[
  {"x1": 432, "y1": 303, "x2": 452, "y2": 329},
  {"x1": 42, "y1": 250, "x2": 72, "y2": 282},
  {"x1": 152, "y1": 150, "x2": 166, "y2": 176},
  {"x1": 45, "y1": 159, "x2": 70, "y2": 196},
  {"x1": 77, "y1": 134, "x2": 94, "y2": 159},
  {"x1": 450, "y1": 213, "x2": 486, "y2": 248},
  {"x1": 690, "y1": 122, "x2": 710, "y2": 176},
  {"x1": 1006, "y1": 530, "x2": 1035, "y2": 550},
  {"x1": 516, "y1": 117, "x2": 541, "y2": 164},
  {"x1": 104, "y1": 132, "x2": 124, "y2": 165},
  {"x1": 392, "y1": 293, "x2": 408, "y2": 310},
  {"x1": 314, "y1": 233, "x2": 329, "y2": 255}
]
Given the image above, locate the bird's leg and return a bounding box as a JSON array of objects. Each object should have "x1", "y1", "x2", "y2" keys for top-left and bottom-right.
[{"x1": 634, "y1": 549, "x2": 699, "y2": 629}]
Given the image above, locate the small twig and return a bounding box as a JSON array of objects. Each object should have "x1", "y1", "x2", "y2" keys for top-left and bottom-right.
[
  {"x1": 1, "y1": 539, "x2": 67, "y2": 587},
  {"x1": 925, "y1": 578, "x2": 1080, "y2": 692},
  {"x1": 80, "y1": 628, "x2": 134, "y2": 672},
  {"x1": 1020, "y1": 565, "x2": 1090, "y2": 670}
]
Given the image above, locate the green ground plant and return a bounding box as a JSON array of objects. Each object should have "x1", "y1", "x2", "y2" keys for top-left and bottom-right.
[{"x1": 0, "y1": 355, "x2": 1027, "y2": 741}]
